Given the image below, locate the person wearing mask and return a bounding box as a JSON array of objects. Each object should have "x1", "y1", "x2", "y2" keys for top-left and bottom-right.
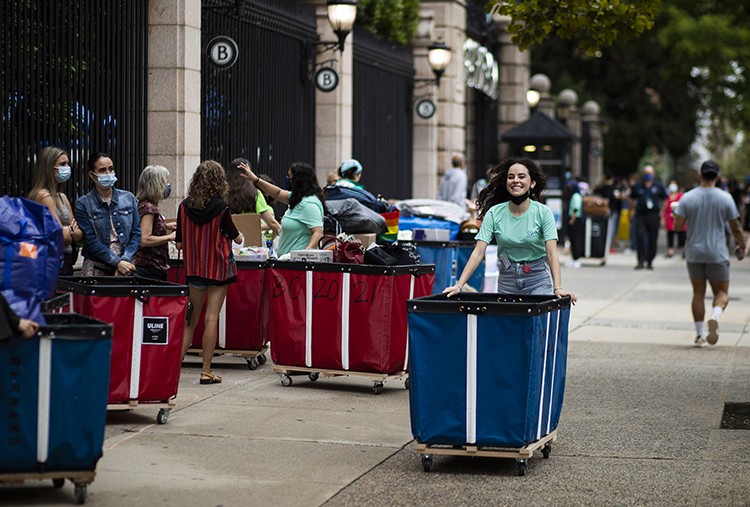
[
  {"x1": 176, "y1": 160, "x2": 244, "y2": 384},
  {"x1": 629, "y1": 165, "x2": 668, "y2": 270},
  {"x1": 662, "y1": 180, "x2": 686, "y2": 258},
  {"x1": 566, "y1": 181, "x2": 584, "y2": 268},
  {"x1": 238, "y1": 162, "x2": 324, "y2": 258},
  {"x1": 74, "y1": 153, "x2": 141, "y2": 276},
  {"x1": 225, "y1": 158, "x2": 281, "y2": 239},
  {"x1": 673, "y1": 160, "x2": 747, "y2": 347},
  {"x1": 28, "y1": 146, "x2": 84, "y2": 275},
  {"x1": 438, "y1": 154, "x2": 468, "y2": 210},
  {"x1": 334, "y1": 159, "x2": 366, "y2": 190},
  {"x1": 132, "y1": 165, "x2": 176, "y2": 280},
  {"x1": 443, "y1": 158, "x2": 577, "y2": 303}
]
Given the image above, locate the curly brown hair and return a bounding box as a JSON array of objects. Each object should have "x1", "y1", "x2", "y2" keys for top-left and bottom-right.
[
  {"x1": 187, "y1": 160, "x2": 228, "y2": 209},
  {"x1": 476, "y1": 158, "x2": 547, "y2": 220}
]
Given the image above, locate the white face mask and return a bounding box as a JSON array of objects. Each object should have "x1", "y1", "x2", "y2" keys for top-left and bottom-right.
[
  {"x1": 668, "y1": 184, "x2": 678, "y2": 194},
  {"x1": 54, "y1": 166, "x2": 72, "y2": 183}
]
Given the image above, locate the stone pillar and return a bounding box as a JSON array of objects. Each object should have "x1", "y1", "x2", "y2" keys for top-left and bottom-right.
[
  {"x1": 420, "y1": 1, "x2": 467, "y2": 194},
  {"x1": 495, "y1": 15, "x2": 530, "y2": 161},
  {"x1": 581, "y1": 100, "x2": 604, "y2": 185},
  {"x1": 558, "y1": 89, "x2": 580, "y2": 178},
  {"x1": 313, "y1": 1, "x2": 354, "y2": 186},
  {"x1": 147, "y1": 0, "x2": 201, "y2": 218},
  {"x1": 411, "y1": 11, "x2": 438, "y2": 198}
]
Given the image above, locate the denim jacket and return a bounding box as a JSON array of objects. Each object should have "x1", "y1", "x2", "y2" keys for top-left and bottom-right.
[{"x1": 74, "y1": 188, "x2": 142, "y2": 268}]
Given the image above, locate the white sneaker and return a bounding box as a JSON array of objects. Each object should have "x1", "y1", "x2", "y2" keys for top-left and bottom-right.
[
  {"x1": 694, "y1": 335, "x2": 707, "y2": 348},
  {"x1": 707, "y1": 319, "x2": 719, "y2": 345},
  {"x1": 573, "y1": 260, "x2": 582, "y2": 268}
]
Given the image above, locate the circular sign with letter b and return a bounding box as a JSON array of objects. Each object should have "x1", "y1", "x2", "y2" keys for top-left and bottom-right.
[
  {"x1": 315, "y1": 68, "x2": 339, "y2": 93},
  {"x1": 207, "y1": 36, "x2": 239, "y2": 69}
]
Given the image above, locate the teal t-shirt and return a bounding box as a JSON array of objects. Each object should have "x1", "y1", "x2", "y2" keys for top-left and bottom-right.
[
  {"x1": 475, "y1": 200, "x2": 558, "y2": 261},
  {"x1": 277, "y1": 194, "x2": 324, "y2": 257},
  {"x1": 568, "y1": 192, "x2": 582, "y2": 218}
]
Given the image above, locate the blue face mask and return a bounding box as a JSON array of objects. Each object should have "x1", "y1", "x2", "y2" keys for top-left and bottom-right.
[
  {"x1": 283, "y1": 176, "x2": 293, "y2": 191},
  {"x1": 644, "y1": 173, "x2": 654, "y2": 181},
  {"x1": 96, "y1": 173, "x2": 117, "y2": 188},
  {"x1": 54, "y1": 166, "x2": 71, "y2": 183},
  {"x1": 163, "y1": 183, "x2": 172, "y2": 199}
]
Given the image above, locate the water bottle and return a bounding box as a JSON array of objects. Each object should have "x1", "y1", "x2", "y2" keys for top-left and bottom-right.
[{"x1": 264, "y1": 230, "x2": 276, "y2": 259}]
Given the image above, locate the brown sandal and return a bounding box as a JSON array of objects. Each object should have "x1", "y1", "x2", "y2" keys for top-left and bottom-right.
[{"x1": 199, "y1": 370, "x2": 222, "y2": 384}]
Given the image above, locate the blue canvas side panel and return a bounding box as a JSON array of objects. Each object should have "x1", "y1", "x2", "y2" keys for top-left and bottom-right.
[
  {"x1": 455, "y1": 245, "x2": 485, "y2": 293},
  {"x1": 46, "y1": 338, "x2": 111, "y2": 471},
  {"x1": 414, "y1": 246, "x2": 454, "y2": 294},
  {"x1": 408, "y1": 312, "x2": 467, "y2": 444},
  {"x1": 0, "y1": 338, "x2": 40, "y2": 473},
  {"x1": 549, "y1": 307, "x2": 570, "y2": 431},
  {"x1": 475, "y1": 314, "x2": 535, "y2": 447}
]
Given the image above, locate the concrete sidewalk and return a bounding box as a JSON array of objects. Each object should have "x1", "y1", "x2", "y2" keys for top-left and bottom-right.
[{"x1": 2, "y1": 248, "x2": 749, "y2": 506}]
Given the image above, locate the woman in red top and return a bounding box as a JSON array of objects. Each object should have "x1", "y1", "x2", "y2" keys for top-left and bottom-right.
[
  {"x1": 176, "y1": 160, "x2": 244, "y2": 384},
  {"x1": 663, "y1": 180, "x2": 686, "y2": 258}
]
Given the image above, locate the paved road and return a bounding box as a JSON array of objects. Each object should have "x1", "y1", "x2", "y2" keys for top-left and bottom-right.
[{"x1": 2, "y1": 248, "x2": 749, "y2": 506}]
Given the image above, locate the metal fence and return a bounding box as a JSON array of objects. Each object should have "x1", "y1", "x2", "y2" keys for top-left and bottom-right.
[
  {"x1": 0, "y1": 0, "x2": 148, "y2": 198},
  {"x1": 201, "y1": 0, "x2": 318, "y2": 190},
  {"x1": 352, "y1": 28, "x2": 414, "y2": 201}
]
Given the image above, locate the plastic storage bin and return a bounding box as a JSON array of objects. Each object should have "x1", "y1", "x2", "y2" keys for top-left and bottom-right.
[
  {"x1": 408, "y1": 293, "x2": 570, "y2": 449},
  {"x1": 0, "y1": 313, "x2": 111, "y2": 502},
  {"x1": 56, "y1": 277, "x2": 187, "y2": 421}
]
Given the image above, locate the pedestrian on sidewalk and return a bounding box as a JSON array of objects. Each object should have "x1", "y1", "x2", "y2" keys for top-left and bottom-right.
[
  {"x1": 437, "y1": 154, "x2": 468, "y2": 210},
  {"x1": 176, "y1": 160, "x2": 244, "y2": 384},
  {"x1": 443, "y1": 158, "x2": 576, "y2": 303},
  {"x1": 673, "y1": 160, "x2": 746, "y2": 347},
  {"x1": 630, "y1": 165, "x2": 668, "y2": 270},
  {"x1": 566, "y1": 180, "x2": 584, "y2": 268}
]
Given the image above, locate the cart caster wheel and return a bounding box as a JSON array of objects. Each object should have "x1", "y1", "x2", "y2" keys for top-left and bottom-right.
[
  {"x1": 542, "y1": 442, "x2": 551, "y2": 459},
  {"x1": 280, "y1": 373, "x2": 293, "y2": 387},
  {"x1": 257, "y1": 353, "x2": 267, "y2": 365},
  {"x1": 157, "y1": 408, "x2": 170, "y2": 425},
  {"x1": 404, "y1": 378, "x2": 409, "y2": 390},
  {"x1": 372, "y1": 382, "x2": 384, "y2": 395},
  {"x1": 516, "y1": 458, "x2": 528, "y2": 476},
  {"x1": 421, "y1": 455, "x2": 433, "y2": 472},
  {"x1": 308, "y1": 372, "x2": 320, "y2": 382},
  {"x1": 74, "y1": 484, "x2": 87, "y2": 504},
  {"x1": 247, "y1": 357, "x2": 259, "y2": 370},
  {"x1": 53, "y1": 478, "x2": 65, "y2": 488}
]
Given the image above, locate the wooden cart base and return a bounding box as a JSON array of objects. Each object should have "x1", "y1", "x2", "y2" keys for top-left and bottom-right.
[
  {"x1": 106, "y1": 397, "x2": 176, "y2": 425},
  {"x1": 188, "y1": 344, "x2": 269, "y2": 370},
  {"x1": 415, "y1": 430, "x2": 557, "y2": 476},
  {"x1": 272, "y1": 365, "x2": 408, "y2": 394},
  {"x1": 0, "y1": 470, "x2": 95, "y2": 504}
]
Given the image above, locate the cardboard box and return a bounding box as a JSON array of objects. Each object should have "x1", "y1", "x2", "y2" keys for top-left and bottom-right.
[
  {"x1": 234, "y1": 247, "x2": 269, "y2": 262},
  {"x1": 353, "y1": 233, "x2": 377, "y2": 249},
  {"x1": 231, "y1": 213, "x2": 263, "y2": 247},
  {"x1": 413, "y1": 228, "x2": 450, "y2": 241},
  {"x1": 290, "y1": 249, "x2": 333, "y2": 263}
]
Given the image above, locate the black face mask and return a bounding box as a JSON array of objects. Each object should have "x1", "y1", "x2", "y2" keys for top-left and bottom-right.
[{"x1": 510, "y1": 191, "x2": 530, "y2": 205}]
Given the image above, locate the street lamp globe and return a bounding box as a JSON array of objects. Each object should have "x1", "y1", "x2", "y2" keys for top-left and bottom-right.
[
  {"x1": 526, "y1": 73, "x2": 550, "y2": 109},
  {"x1": 427, "y1": 42, "x2": 452, "y2": 86},
  {"x1": 327, "y1": 0, "x2": 358, "y2": 52}
]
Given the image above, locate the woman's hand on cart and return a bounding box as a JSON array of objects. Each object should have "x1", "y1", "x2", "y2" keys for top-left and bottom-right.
[
  {"x1": 17, "y1": 318, "x2": 39, "y2": 338},
  {"x1": 443, "y1": 284, "x2": 463, "y2": 298},
  {"x1": 554, "y1": 287, "x2": 577, "y2": 305}
]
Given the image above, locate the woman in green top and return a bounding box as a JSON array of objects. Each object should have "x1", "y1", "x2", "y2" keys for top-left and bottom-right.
[
  {"x1": 226, "y1": 158, "x2": 281, "y2": 238},
  {"x1": 239, "y1": 161, "x2": 324, "y2": 257},
  {"x1": 334, "y1": 159, "x2": 365, "y2": 190},
  {"x1": 444, "y1": 158, "x2": 577, "y2": 303}
]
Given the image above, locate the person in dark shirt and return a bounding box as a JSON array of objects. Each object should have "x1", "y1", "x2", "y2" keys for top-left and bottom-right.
[
  {"x1": 0, "y1": 294, "x2": 39, "y2": 341},
  {"x1": 629, "y1": 165, "x2": 668, "y2": 269}
]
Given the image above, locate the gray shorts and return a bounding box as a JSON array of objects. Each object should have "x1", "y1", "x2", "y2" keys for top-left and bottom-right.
[{"x1": 686, "y1": 260, "x2": 730, "y2": 282}]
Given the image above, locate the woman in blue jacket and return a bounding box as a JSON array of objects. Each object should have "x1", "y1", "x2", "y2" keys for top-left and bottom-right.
[{"x1": 74, "y1": 152, "x2": 141, "y2": 276}]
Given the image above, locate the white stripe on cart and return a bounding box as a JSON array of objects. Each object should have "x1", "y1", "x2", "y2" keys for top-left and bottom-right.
[
  {"x1": 130, "y1": 299, "x2": 143, "y2": 399},
  {"x1": 403, "y1": 274, "x2": 415, "y2": 372},
  {"x1": 37, "y1": 336, "x2": 52, "y2": 463},
  {"x1": 537, "y1": 312, "x2": 551, "y2": 440},
  {"x1": 466, "y1": 314, "x2": 478, "y2": 444},
  {"x1": 547, "y1": 309, "x2": 561, "y2": 434},
  {"x1": 305, "y1": 270, "x2": 313, "y2": 367},
  {"x1": 219, "y1": 297, "x2": 227, "y2": 348},
  {"x1": 341, "y1": 272, "x2": 350, "y2": 370}
]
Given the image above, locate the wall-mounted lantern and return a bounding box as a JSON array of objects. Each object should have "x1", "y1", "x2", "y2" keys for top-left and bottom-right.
[{"x1": 325, "y1": 0, "x2": 358, "y2": 53}]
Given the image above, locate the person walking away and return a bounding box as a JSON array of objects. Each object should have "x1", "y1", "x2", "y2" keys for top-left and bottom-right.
[
  {"x1": 132, "y1": 165, "x2": 176, "y2": 281},
  {"x1": 74, "y1": 153, "x2": 141, "y2": 276},
  {"x1": 662, "y1": 180, "x2": 685, "y2": 258},
  {"x1": 594, "y1": 174, "x2": 621, "y2": 253},
  {"x1": 630, "y1": 165, "x2": 668, "y2": 269},
  {"x1": 673, "y1": 160, "x2": 746, "y2": 347},
  {"x1": 226, "y1": 158, "x2": 282, "y2": 239},
  {"x1": 238, "y1": 162, "x2": 324, "y2": 258},
  {"x1": 176, "y1": 160, "x2": 244, "y2": 384},
  {"x1": 28, "y1": 146, "x2": 84, "y2": 275},
  {"x1": 438, "y1": 154, "x2": 468, "y2": 210},
  {"x1": 443, "y1": 158, "x2": 577, "y2": 304},
  {"x1": 566, "y1": 181, "x2": 584, "y2": 268}
]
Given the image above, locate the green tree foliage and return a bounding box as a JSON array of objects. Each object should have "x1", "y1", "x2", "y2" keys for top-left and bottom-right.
[
  {"x1": 530, "y1": 1, "x2": 750, "y2": 177},
  {"x1": 488, "y1": 0, "x2": 660, "y2": 54},
  {"x1": 356, "y1": 0, "x2": 420, "y2": 46}
]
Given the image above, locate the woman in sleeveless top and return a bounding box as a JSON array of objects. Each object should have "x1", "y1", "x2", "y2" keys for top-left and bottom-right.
[
  {"x1": 28, "y1": 146, "x2": 84, "y2": 275},
  {"x1": 133, "y1": 165, "x2": 176, "y2": 280}
]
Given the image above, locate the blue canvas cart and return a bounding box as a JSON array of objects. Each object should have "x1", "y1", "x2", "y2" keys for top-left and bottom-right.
[
  {"x1": 408, "y1": 240, "x2": 485, "y2": 294},
  {"x1": 0, "y1": 313, "x2": 112, "y2": 504},
  {"x1": 407, "y1": 293, "x2": 570, "y2": 475}
]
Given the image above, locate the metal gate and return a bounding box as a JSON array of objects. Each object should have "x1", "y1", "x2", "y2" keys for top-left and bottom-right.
[
  {"x1": 352, "y1": 28, "x2": 414, "y2": 200},
  {"x1": 0, "y1": 0, "x2": 148, "y2": 197},
  {"x1": 202, "y1": 0, "x2": 317, "y2": 187}
]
